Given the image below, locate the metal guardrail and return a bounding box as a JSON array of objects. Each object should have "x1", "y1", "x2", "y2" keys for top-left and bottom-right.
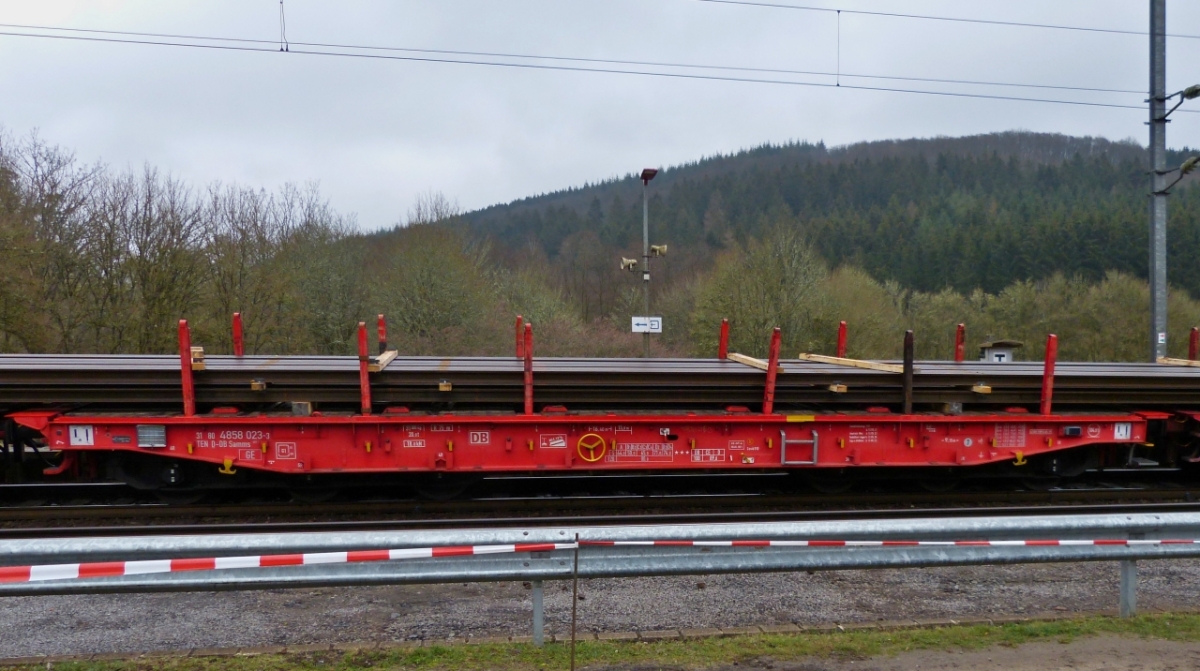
[{"x1": 1, "y1": 511, "x2": 1196, "y2": 646}]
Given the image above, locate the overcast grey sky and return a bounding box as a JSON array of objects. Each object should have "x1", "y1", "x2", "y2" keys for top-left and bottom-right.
[{"x1": 2, "y1": 1, "x2": 1199, "y2": 230}]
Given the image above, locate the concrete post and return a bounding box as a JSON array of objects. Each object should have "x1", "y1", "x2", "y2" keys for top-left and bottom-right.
[{"x1": 1149, "y1": 0, "x2": 1168, "y2": 361}]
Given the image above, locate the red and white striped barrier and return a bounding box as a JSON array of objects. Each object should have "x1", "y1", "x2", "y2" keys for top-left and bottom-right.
[
  {"x1": 581, "y1": 539, "x2": 1200, "y2": 548},
  {"x1": 2, "y1": 538, "x2": 1195, "y2": 584},
  {"x1": 0, "y1": 542, "x2": 576, "y2": 584}
]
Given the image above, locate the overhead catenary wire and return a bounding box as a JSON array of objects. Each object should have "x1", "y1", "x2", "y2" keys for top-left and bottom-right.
[
  {"x1": 0, "y1": 21, "x2": 1147, "y2": 96},
  {"x1": 686, "y1": 0, "x2": 1200, "y2": 40},
  {"x1": 0, "y1": 27, "x2": 1179, "y2": 114}
]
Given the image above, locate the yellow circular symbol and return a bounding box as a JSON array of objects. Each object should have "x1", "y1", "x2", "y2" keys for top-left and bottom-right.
[{"x1": 577, "y1": 433, "x2": 607, "y2": 463}]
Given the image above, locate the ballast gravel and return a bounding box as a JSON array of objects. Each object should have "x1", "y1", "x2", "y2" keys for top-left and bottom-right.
[{"x1": 2, "y1": 559, "x2": 1199, "y2": 658}]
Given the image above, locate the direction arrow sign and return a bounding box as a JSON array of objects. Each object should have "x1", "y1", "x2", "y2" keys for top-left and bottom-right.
[{"x1": 632, "y1": 317, "x2": 663, "y2": 334}]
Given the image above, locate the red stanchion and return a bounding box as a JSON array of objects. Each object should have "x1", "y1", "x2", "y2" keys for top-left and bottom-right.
[
  {"x1": 231, "y1": 313, "x2": 244, "y2": 357},
  {"x1": 357, "y1": 322, "x2": 372, "y2": 416},
  {"x1": 1041, "y1": 334, "x2": 1058, "y2": 416},
  {"x1": 763, "y1": 328, "x2": 781, "y2": 415},
  {"x1": 178, "y1": 320, "x2": 195, "y2": 417},
  {"x1": 377, "y1": 314, "x2": 388, "y2": 355},
  {"x1": 718, "y1": 319, "x2": 729, "y2": 359},
  {"x1": 836, "y1": 321, "x2": 847, "y2": 358},
  {"x1": 523, "y1": 323, "x2": 534, "y2": 415},
  {"x1": 954, "y1": 323, "x2": 966, "y2": 363},
  {"x1": 1190, "y1": 327, "x2": 1199, "y2": 361}
]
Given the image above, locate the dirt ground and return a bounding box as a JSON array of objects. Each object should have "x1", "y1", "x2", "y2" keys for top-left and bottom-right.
[{"x1": 688, "y1": 636, "x2": 1200, "y2": 671}]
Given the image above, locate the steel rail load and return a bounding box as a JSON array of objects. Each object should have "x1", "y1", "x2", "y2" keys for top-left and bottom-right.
[
  {"x1": 4, "y1": 356, "x2": 1200, "y2": 408},
  {"x1": 2, "y1": 317, "x2": 1199, "y2": 497}
]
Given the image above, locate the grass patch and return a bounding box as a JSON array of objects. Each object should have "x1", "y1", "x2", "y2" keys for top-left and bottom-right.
[{"x1": 32, "y1": 613, "x2": 1200, "y2": 671}]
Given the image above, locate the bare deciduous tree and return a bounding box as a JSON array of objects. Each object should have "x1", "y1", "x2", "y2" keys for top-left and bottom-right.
[{"x1": 403, "y1": 190, "x2": 460, "y2": 227}]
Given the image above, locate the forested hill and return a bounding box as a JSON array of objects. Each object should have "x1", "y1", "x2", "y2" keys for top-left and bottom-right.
[
  {"x1": 459, "y1": 131, "x2": 1200, "y2": 297},
  {"x1": 6, "y1": 127, "x2": 1200, "y2": 361}
]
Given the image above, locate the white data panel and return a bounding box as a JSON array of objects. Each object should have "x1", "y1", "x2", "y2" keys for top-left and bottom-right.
[{"x1": 68, "y1": 425, "x2": 94, "y2": 446}]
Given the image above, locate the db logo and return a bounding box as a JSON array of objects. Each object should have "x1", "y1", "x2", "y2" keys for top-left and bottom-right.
[
  {"x1": 469, "y1": 431, "x2": 490, "y2": 445},
  {"x1": 1087, "y1": 424, "x2": 1102, "y2": 438}
]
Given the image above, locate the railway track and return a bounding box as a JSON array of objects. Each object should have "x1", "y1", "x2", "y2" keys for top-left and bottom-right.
[
  {"x1": 2, "y1": 476, "x2": 1198, "y2": 533},
  {"x1": 4, "y1": 499, "x2": 1200, "y2": 539}
]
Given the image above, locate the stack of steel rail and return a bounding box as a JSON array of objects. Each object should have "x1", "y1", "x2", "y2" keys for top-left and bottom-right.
[{"x1": 0, "y1": 353, "x2": 1198, "y2": 411}]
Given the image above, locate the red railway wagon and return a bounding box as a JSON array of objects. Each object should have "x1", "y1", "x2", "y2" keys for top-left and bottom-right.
[{"x1": 1, "y1": 316, "x2": 1197, "y2": 497}]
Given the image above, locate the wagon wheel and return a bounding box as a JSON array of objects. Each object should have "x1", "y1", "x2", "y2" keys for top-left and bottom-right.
[
  {"x1": 414, "y1": 474, "x2": 480, "y2": 501},
  {"x1": 918, "y1": 479, "x2": 959, "y2": 493},
  {"x1": 804, "y1": 471, "x2": 854, "y2": 495},
  {"x1": 155, "y1": 489, "x2": 208, "y2": 505},
  {"x1": 1019, "y1": 476, "x2": 1061, "y2": 492},
  {"x1": 289, "y1": 487, "x2": 341, "y2": 504}
]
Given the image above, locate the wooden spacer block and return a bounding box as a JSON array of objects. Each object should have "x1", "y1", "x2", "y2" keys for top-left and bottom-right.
[
  {"x1": 1158, "y1": 356, "x2": 1200, "y2": 368},
  {"x1": 368, "y1": 349, "x2": 399, "y2": 373},
  {"x1": 726, "y1": 352, "x2": 785, "y2": 373}
]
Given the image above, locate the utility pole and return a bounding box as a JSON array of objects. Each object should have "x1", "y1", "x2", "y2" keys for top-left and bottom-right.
[
  {"x1": 1149, "y1": 0, "x2": 1167, "y2": 362},
  {"x1": 640, "y1": 168, "x2": 658, "y2": 358}
]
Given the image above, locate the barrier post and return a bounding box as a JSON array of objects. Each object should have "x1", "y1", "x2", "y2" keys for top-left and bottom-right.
[
  {"x1": 836, "y1": 321, "x2": 847, "y2": 358},
  {"x1": 954, "y1": 323, "x2": 965, "y2": 363},
  {"x1": 357, "y1": 322, "x2": 372, "y2": 416},
  {"x1": 718, "y1": 319, "x2": 729, "y2": 360},
  {"x1": 524, "y1": 323, "x2": 534, "y2": 415},
  {"x1": 1040, "y1": 333, "x2": 1058, "y2": 416},
  {"x1": 569, "y1": 533, "x2": 580, "y2": 671},
  {"x1": 178, "y1": 320, "x2": 195, "y2": 417},
  {"x1": 232, "y1": 312, "x2": 244, "y2": 357},
  {"x1": 763, "y1": 328, "x2": 781, "y2": 415},
  {"x1": 902, "y1": 330, "x2": 914, "y2": 414},
  {"x1": 1119, "y1": 559, "x2": 1137, "y2": 617},
  {"x1": 532, "y1": 580, "x2": 545, "y2": 647}
]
